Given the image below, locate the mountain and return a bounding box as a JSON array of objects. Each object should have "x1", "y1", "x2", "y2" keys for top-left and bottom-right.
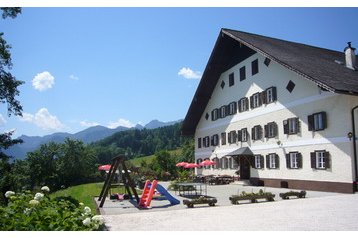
[{"x1": 6, "y1": 119, "x2": 182, "y2": 160}]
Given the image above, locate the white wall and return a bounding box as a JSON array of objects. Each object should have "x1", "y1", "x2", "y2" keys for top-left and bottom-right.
[{"x1": 194, "y1": 52, "x2": 358, "y2": 183}]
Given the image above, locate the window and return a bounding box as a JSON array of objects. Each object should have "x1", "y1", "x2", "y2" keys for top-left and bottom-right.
[
  {"x1": 211, "y1": 134, "x2": 219, "y2": 146},
  {"x1": 311, "y1": 150, "x2": 330, "y2": 170},
  {"x1": 240, "y1": 66, "x2": 246, "y2": 81},
  {"x1": 228, "y1": 102, "x2": 237, "y2": 115},
  {"x1": 283, "y1": 117, "x2": 300, "y2": 135},
  {"x1": 197, "y1": 138, "x2": 202, "y2": 149},
  {"x1": 203, "y1": 136, "x2": 210, "y2": 147},
  {"x1": 251, "y1": 125, "x2": 263, "y2": 141},
  {"x1": 252, "y1": 59, "x2": 259, "y2": 75},
  {"x1": 221, "y1": 157, "x2": 229, "y2": 169},
  {"x1": 228, "y1": 130, "x2": 237, "y2": 144},
  {"x1": 266, "y1": 153, "x2": 279, "y2": 169},
  {"x1": 221, "y1": 132, "x2": 226, "y2": 145},
  {"x1": 264, "y1": 57, "x2": 271, "y2": 67},
  {"x1": 308, "y1": 112, "x2": 327, "y2": 131},
  {"x1": 286, "y1": 152, "x2": 302, "y2": 169},
  {"x1": 286, "y1": 80, "x2": 296, "y2": 93},
  {"x1": 229, "y1": 73, "x2": 235, "y2": 87},
  {"x1": 250, "y1": 92, "x2": 262, "y2": 109},
  {"x1": 263, "y1": 87, "x2": 277, "y2": 104},
  {"x1": 219, "y1": 105, "x2": 227, "y2": 118},
  {"x1": 238, "y1": 97, "x2": 249, "y2": 112},
  {"x1": 237, "y1": 128, "x2": 248, "y2": 142},
  {"x1": 213, "y1": 157, "x2": 220, "y2": 169},
  {"x1": 264, "y1": 122, "x2": 278, "y2": 138},
  {"x1": 211, "y1": 108, "x2": 219, "y2": 121},
  {"x1": 254, "y1": 155, "x2": 264, "y2": 169}
]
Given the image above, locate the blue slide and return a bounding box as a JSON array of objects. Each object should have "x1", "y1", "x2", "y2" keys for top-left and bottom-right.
[{"x1": 156, "y1": 184, "x2": 180, "y2": 205}]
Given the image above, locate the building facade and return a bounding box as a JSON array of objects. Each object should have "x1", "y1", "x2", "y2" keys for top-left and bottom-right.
[{"x1": 182, "y1": 28, "x2": 358, "y2": 193}]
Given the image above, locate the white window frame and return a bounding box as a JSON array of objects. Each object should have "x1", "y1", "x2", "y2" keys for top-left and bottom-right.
[
  {"x1": 290, "y1": 153, "x2": 299, "y2": 169},
  {"x1": 266, "y1": 87, "x2": 274, "y2": 103},
  {"x1": 316, "y1": 151, "x2": 326, "y2": 169},
  {"x1": 314, "y1": 113, "x2": 324, "y2": 131},
  {"x1": 255, "y1": 155, "x2": 261, "y2": 169},
  {"x1": 253, "y1": 93, "x2": 260, "y2": 108},
  {"x1": 228, "y1": 102, "x2": 236, "y2": 115},
  {"x1": 288, "y1": 118, "x2": 298, "y2": 134},
  {"x1": 269, "y1": 154, "x2": 276, "y2": 169},
  {"x1": 267, "y1": 123, "x2": 276, "y2": 138},
  {"x1": 221, "y1": 157, "x2": 229, "y2": 169},
  {"x1": 239, "y1": 98, "x2": 248, "y2": 112},
  {"x1": 241, "y1": 128, "x2": 248, "y2": 142}
]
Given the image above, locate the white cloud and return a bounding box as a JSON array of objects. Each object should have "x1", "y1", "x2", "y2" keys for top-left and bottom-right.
[
  {"x1": 69, "y1": 74, "x2": 79, "y2": 81},
  {"x1": 32, "y1": 71, "x2": 55, "y2": 91},
  {"x1": 178, "y1": 67, "x2": 202, "y2": 79},
  {"x1": 0, "y1": 114, "x2": 7, "y2": 126},
  {"x1": 80, "y1": 120, "x2": 99, "y2": 127},
  {"x1": 107, "y1": 118, "x2": 135, "y2": 129},
  {"x1": 19, "y1": 108, "x2": 65, "y2": 131}
]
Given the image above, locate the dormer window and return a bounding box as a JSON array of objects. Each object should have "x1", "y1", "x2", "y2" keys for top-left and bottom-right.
[{"x1": 229, "y1": 73, "x2": 235, "y2": 87}]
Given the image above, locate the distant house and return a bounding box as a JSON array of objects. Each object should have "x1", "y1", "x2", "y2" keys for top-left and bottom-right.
[{"x1": 182, "y1": 28, "x2": 358, "y2": 193}]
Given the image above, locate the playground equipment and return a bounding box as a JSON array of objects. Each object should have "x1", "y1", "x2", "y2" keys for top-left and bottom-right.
[
  {"x1": 98, "y1": 155, "x2": 139, "y2": 208},
  {"x1": 139, "y1": 180, "x2": 180, "y2": 208}
]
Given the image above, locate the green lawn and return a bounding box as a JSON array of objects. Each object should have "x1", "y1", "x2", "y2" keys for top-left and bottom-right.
[
  {"x1": 130, "y1": 148, "x2": 182, "y2": 166},
  {"x1": 50, "y1": 182, "x2": 127, "y2": 212}
]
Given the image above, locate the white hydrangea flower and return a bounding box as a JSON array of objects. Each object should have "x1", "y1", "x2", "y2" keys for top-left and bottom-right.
[
  {"x1": 41, "y1": 186, "x2": 50, "y2": 193},
  {"x1": 29, "y1": 199, "x2": 40, "y2": 206},
  {"x1": 79, "y1": 202, "x2": 84, "y2": 206},
  {"x1": 92, "y1": 215, "x2": 105, "y2": 225},
  {"x1": 82, "y1": 217, "x2": 91, "y2": 226},
  {"x1": 24, "y1": 208, "x2": 32, "y2": 215},
  {"x1": 83, "y1": 206, "x2": 91, "y2": 215},
  {"x1": 34, "y1": 192, "x2": 44, "y2": 201},
  {"x1": 5, "y1": 191, "x2": 15, "y2": 198}
]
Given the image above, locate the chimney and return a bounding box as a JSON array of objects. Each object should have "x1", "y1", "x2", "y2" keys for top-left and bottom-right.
[{"x1": 344, "y1": 42, "x2": 356, "y2": 70}]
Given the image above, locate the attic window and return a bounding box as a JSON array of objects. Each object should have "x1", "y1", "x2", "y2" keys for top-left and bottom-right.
[
  {"x1": 205, "y1": 113, "x2": 209, "y2": 120},
  {"x1": 220, "y1": 80, "x2": 225, "y2": 89},
  {"x1": 286, "y1": 80, "x2": 296, "y2": 93},
  {"x1": 252, "y1": 59, "x2": 259, "y2": 75},
  {"x1": 229, "y1": 73, "x2": 235, "y2": 87},
  {"x1": 264, "y1": 58, "x2": 271, "y2": 67},
  {"x1": 240, "y1": 66, "x2": 246, "y2": 81}
]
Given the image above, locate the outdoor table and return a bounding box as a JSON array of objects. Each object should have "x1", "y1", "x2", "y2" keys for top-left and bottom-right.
[{"x1": 175, "y1": 182, "x2": 207, "y2": 197}]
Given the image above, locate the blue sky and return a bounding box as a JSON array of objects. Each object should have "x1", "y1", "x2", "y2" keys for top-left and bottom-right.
[{"x1": 0, "y1": 7, "x2": 357, "y2": 137}]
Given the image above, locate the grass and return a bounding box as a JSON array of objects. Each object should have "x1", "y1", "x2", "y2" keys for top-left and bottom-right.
[
  {"x1": 130, "y1": 148, "x2": 182, "y2": 166},
  {"x1": 50, "y1": 182, "x2": 127, "y2": 212}
]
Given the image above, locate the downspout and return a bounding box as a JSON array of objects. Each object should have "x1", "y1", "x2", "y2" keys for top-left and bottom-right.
[{"x1": 352, "y1": 105, "x2": 358, "y2": 189}]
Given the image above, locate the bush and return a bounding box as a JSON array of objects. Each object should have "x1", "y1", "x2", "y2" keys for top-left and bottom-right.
[{"x1": 0, "y1": 187, "x2": 105, "y2": 231}]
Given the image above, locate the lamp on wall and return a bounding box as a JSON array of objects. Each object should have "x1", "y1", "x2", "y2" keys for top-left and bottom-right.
[
  {"x1": 348, "y1": 132, "x2": 353, "y2": 140},
  {"x1": 276, "y1": 140, "x2": 283, "y2": 147}
]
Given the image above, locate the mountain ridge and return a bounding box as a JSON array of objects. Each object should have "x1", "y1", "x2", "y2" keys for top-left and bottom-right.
[{"x1": 7, "y1": 119, "x2": 182, "y2": 160}]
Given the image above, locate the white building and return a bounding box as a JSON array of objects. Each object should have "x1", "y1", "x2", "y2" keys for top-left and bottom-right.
[{"x1": 182, "y1": 28, "x2": 358, "y2": 193}]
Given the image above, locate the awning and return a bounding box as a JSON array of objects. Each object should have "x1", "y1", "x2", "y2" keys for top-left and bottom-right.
[{"x1": 225, "y1": 147, "x2": 254, "y2": 156}]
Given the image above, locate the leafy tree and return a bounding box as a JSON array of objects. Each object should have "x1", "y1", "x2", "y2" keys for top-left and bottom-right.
[{"x1": 0, "y1": 7, "x2": 23, "y2": 204}]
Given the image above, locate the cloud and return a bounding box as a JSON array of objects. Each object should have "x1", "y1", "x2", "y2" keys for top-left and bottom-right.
[
  {"x1": 80, "y1": 120, "x2": 99, "y2": 127},
  {"x1": 69, "y1": 74, "x2": 79, "y2": 81},
  {"x1": 19, "y1": 108, "x2": 65, "y2": 131},
  {"x1": 32, "y1": 71, "x2": 55, "y2": 91},
  {"x1": 0, "y1": 114, "x2": 7, "y2": 126},
  {"x1": 178, "y1": 67, "x2": 202, "y2": 79},
  {"x1": 107, "y1": 118, "x2": 135, "y2": 129}
]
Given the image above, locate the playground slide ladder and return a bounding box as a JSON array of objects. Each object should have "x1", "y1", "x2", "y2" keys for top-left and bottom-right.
[{"x1": 138, "y1": 180, "x2": 158, "y2": 208}]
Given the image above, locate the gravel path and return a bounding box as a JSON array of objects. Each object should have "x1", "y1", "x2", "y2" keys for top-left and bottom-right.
[{"x1": 103, "y1": 193, "x2": 358, "y2": 231}]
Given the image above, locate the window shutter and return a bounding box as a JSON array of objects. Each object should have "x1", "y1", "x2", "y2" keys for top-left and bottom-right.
[
  {"x1": 321, "y1": 112, "x2": 327, "y2": 129},
  {"x1": 261, "y1": 91, "x2": 267, "y2": 104},
  {"x1": 211, "y1": 136, "x2": 214, "y2": 146},
  {"x1": 238, "y1": 100, "x2": 242, "y2": 112},
  {"x1": 258, "y1": 125, "x2": 263, "y2": 139},
  {"x1": 272, "y1": 87, "x2": 277, "y2": 101},
  {"x1": 251, "y1": 127, "x2": 255, "y2": 140},
  {"x1": 233, "y1": 131, "x2": 237, "y2": 143},
  {"x1": 296, "y1": 118, "x2": 300, "y2": 133},
  {"x1": 275, "y1": 154, "x2": 280, "y2": 168},
  {"x1": 286, "y1": 154, "x2": 291, "y2": 169},
  {"x1": 228, "y1": 132, "x2": 232, "y2": 144},
  {"x1": 266, "y1": 155, "x2": 270, "y2": 169},
  {"x1": 225, "y1": 105, "x2": 229, "y2": 117},
  {"x1": 283, "y1": 120, "x2": 289, "y2": 134},
  {"x1": 297, "y1": 153, "x2": 302, "y2": 168},
  {"x1": 324, "y1": 151, "x2": 330, "y2": 169},
  {"x1": 264, "y1": 124, "x2": 268, "y2": 138},
  {"x1": 308, "y1": 114, "x2": 314, "y2": 131},
  {"x1": 237, "y1": 130, "x2": 242, "y2": 142},
  {"x1": 273, "y1": 122, "x2": 278, "y2": 137},
  {"x1": 250, "y1": 95, "x2": 254, "y2": 109},
  {"x1": 260, "y1": 155, "x2": 264, "y2": 169},
  {"x1": 250, "y1": 156, "x2": 255, "y2": 168},
  {"x1": 245, "y1": 98, "x2": 249, "y2": 111},
  {"x1": 310, "y1": 152, "x2": 316, "y2": 169},
  {"x1": 258, "y1": 93, "x2": 263, "y2": 106}
]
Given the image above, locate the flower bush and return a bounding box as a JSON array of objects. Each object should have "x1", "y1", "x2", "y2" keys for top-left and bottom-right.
[{"x1": 0, "y1": 188, "x2": 105, "y2": 231}]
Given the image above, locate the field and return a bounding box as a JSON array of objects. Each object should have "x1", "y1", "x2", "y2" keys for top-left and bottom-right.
[{"x1": 50, "y1": 182, "x2": 127, "y2": 212}]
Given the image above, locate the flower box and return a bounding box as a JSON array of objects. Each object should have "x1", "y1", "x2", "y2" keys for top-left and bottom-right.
[
  {"x1": 183, "y1": 196, "x2": 217, "y2": 208},
  {"x1": 279, "y1": 190, "x2": 306, "y2": 199},
  {"x1": 229, "y1": 190, "x2": 275, "y2": 205}
]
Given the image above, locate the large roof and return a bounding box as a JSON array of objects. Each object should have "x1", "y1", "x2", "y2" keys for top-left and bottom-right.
[{"x1": 182, "y1": 28, "x2": 358, "y2": 136}]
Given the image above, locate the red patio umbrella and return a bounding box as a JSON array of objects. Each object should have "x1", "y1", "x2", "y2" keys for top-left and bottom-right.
[
  {"x1": 184, "y1": 163, "x2": 200, "y2": 168},
  {"x1": 98, "y1": 164, "x2": 112, "y2": 171},
  {"x1": 176, "y1": 162, "x2": 189, "y2": 167},
  {"x1": 199, "y1": 160, "x2": 217, "y2": 167}
]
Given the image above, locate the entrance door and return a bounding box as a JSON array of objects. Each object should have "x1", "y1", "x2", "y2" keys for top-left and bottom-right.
[{"x1": 240, "y1": 156, "x2": 251, "y2": 180}]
